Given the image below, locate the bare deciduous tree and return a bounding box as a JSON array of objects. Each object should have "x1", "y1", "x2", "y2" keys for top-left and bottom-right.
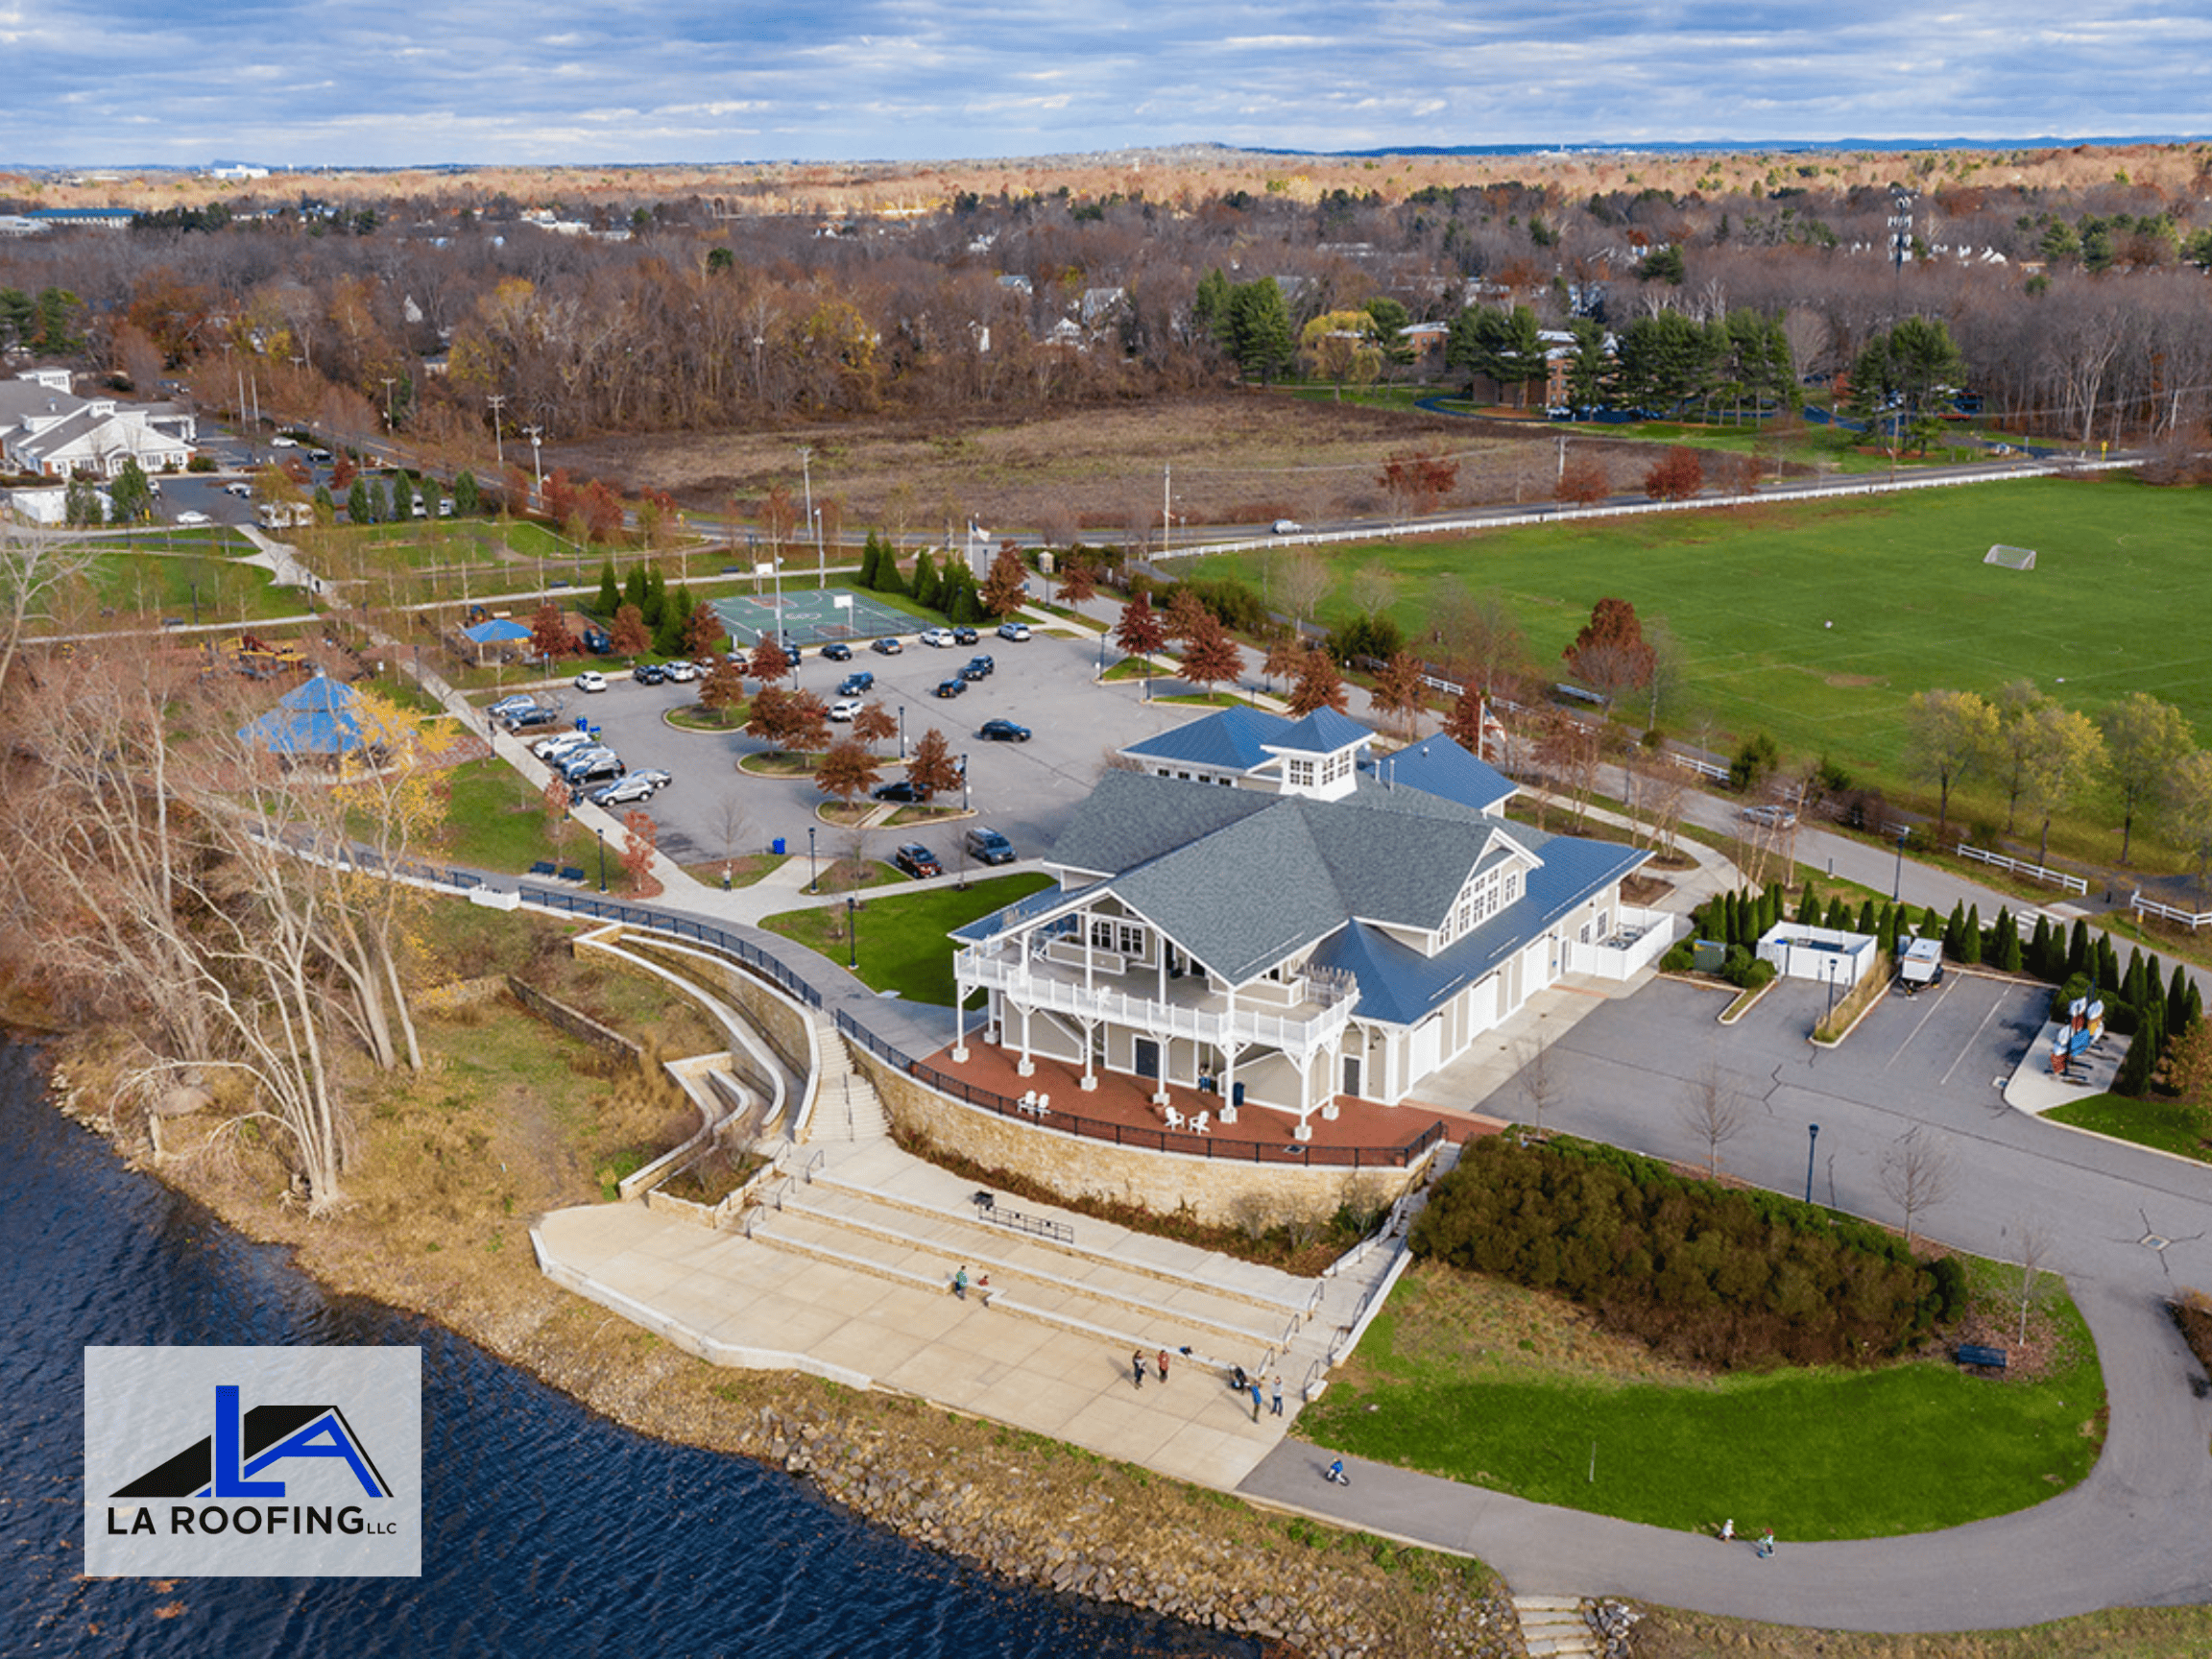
[
  {"x1": 1879, "y1": 1127, "x2": 1958, "y2": 1252},
  {"x1": 2012, "y1": 1218, "x2": 2051, "y2": 1349},
  {"x1": 1678, "y1": 1056, "x2": 1753, "y2": 1178},
  {"x1": 1519, "y1": 1029, "x2": 1559, "y2": 1140}
]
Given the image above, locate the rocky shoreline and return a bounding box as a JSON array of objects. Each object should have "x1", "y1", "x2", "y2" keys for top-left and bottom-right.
[{"x1": 39, "y1": 1046, "x2": 1529, "y2": 1659}]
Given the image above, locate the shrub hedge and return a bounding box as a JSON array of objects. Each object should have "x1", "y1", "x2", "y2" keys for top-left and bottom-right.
[{"x1": 1410, "y1": 1135, "x2": 1957, "y2": 1368}]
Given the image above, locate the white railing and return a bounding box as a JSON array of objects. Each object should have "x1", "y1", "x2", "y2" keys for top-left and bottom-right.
[
  {"x1": 962, "y1": 949, "x2": 1356, "y2": 1057},
  {"x1": 1145, "y1": 457, "x2": 2140, "y2": 564},
  {"x1": 1959, "y1": 844, "x2": 2089, "y2": 897},
  {"x1": 1674, "y1": 754, "x2": 1730, "y2": 782},
  {"x1": 2130, "y1": 889, "x2": 2212, "y2": 930}
]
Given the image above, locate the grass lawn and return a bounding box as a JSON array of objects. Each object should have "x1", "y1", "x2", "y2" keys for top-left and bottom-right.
[
  {"x1": 79, "y1": 548, "x2": 297, "y2": 623},
  {"x1": 679, "y1": 853, "x2": 791, "y2": 888},
  {"x1": 432, "y1": 756, "x2": 574, "y2": 873},
  {"x1": 1297, "y1": 1259, "x2": 2104, "y2": 1540},
  {"x1": 2045, "y1": 1090, "x2": 2212, "y2": 1163},
  {"x1": 1188, "y1": 474, "x2": 2212, "y2": 855},
  {"x1": 759, "y1": 871, "x2": 1052, "y2": 1003},
  {"x1": 1635, "y1": 1601, "x2": 2212, "y2": 1659},
  {"x1": 666, "y1": 703, "x2": 749, "y2": 732}
]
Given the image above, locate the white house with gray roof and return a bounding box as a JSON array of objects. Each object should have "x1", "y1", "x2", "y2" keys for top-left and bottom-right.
[
  {"x1": 0, "y1": 369, "x2": 197, "y2": 479},
  {"x1": 949, "y1": 708, "x2": 1671, "y2": 1138}
]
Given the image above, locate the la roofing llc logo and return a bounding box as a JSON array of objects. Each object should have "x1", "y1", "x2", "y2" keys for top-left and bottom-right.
[{"x1": 85, "y1": 1346, "x2": 421, "y2": 1577}]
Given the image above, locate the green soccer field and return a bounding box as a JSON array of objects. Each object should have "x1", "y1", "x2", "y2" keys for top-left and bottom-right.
[{"x1": 1191, "y1": 473, "x2": 2212, "y2": 775}]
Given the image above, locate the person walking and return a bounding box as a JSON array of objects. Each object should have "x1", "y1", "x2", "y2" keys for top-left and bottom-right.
[
  {"x1": 1132, "y1": 1349, "x2": 1146, "y2": 1390},
  {"x1": 1270, "y1": 1373, "x2": 1285, "y2": 1416},
  {"x1": 1248, "y1": 1380, "x2": 1263, "y2": 1422},
  {"x1": 1719, "y1": 1518, "x2": 1734, "y2": 1542},
  {"x1": 1157, "y1": 1349, "x2": 1170, "y2": 1383},
  {"x1": 1756, "y1": 1527, "x2": 1775, "y2": 1559},
  {"x1": 951, "y1": 1265, "x2": 969, "y2": 1301}
]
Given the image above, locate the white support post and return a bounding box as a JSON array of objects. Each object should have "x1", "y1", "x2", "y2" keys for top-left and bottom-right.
[
  {"x1": 950, "y1": 956, "x2": 970, "y2": 1063},
  {"x1": 1017, "y1": 1003, "x2": 1035, "y2": 1077}
]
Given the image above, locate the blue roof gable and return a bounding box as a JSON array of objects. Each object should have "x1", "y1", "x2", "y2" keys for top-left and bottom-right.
[
  {"x1": 1266, "y1": 706, "x2": 1372, "y2": 756},
  {"x1": 1122, "y1": 704, "x2": 1296, "y2": 772}
]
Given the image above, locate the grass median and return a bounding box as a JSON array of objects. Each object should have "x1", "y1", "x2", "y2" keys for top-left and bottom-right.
[
  {"x1": 2045, "y1": 1090, "x2": 2212, "y2": 1164},
  {"x1": 760, "y1": 871, "x2": 1052, "y2": 1003},
  {"x1": 1297, "y1": 1258, "x2": 2104, "y2": 1541}
]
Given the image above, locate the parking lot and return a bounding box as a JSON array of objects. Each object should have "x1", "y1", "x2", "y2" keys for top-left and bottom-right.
[{"x1": 521, "y1": 627, "x2": 1224, "y2": 876}]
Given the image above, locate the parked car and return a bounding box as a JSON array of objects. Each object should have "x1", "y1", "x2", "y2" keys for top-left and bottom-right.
[
  {"x1": 223, "y1": 481, "x2": 252, "y2": 498},
  {"x1": 663, "y1": 660, "x2": 699, "y2": 683},
  {"x1": 564, "y1": 754, "x2": 624, "y2": 788},
  {"x1": 964, "y1": 827, "x2": 1016, "y2": 866},
  {"x1": 625, "y1": 769, "x2": 672, "y2": 793},
  {"x1": 270, "y1": 435, "x2": 299, "y2": 448},
  {"x1": 490, "y1": 694, "x2": 541, "y2": 719},
  {"x1": 830, "y1": 698, "x2": 864, "y2": 722},
  {"x1": 574, "y1": 670, "x2": 609, "y2": 693},
  {"x1": 835, "y1": 670, "x2": 875, "y2": 696},
  {"x1": 920, "y1": 627, "x2": 956, "y2": 648},
  {"x1": 962, "y1": 655, "x2": 995, "y2": 681},
  {"x1": 872, "y1": 780, "x2": 931, "y2": 805},
  {"x1": 533, "y1": 731, "x2": 596, "y2": 760},
  {"x1": 952, "y1": 626, "x2": 979, "y2": 646},
  {"x1": 581, "y1": 627, "x2": 612, "y2": 655},
  {"x1": 1271, "y1": 518, "x2": 1301, "y2": 534},
  {"x1": 308, "y1": 448, "x2": 333, "y2": 464},
  {"x1": 996, "y1": 621, "x2": 1031, "y2": 642},
  {"x1": 977, "y1": 719, "x2": 1031, "y2": 743},
  {"x1": 504, "y1": 706, "x2": 560, "y2": 733},
  {"x1": 1740, "y1": 804, "x2": 1798, "y2": 830},
  {"x1": 871, "y1": 637, "x2": 904, "y2": 656},
  {"x1": 589, "y1": 773, "x2": 662, "y2": 806},
  {"x1": 934, "y1": 677, "x2": 966, "y2": 699},
  {"x1": 893, "y1": 843, "x2": 943, "y2": 879},
  {"x1": 821, "y1": 642, "x2": 854, "y2": 661},
  {"x1": 175, "y1": 511, "x2": 211, "y2": 526},
  {"x1": 633, "y1": 662, "x2": 668, "y2": 686}
]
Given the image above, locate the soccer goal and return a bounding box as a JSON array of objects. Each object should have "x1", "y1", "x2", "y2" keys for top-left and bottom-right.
[{"x1": 1984, "y1": 544, "x2": 2037, "y2": 569}]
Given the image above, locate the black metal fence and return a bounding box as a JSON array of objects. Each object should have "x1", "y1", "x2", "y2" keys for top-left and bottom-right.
[
  {"x1": 517, "y1": 888, "x2": 825, "y2": 1009},
  {"x1": 836, "y1": 1009, "x2": 1443, "y2": 1169}
]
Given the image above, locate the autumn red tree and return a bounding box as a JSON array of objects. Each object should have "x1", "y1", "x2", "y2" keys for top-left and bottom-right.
[
  {"x1": 1563, "y1": 597, "x2": 1656, "y2": 708},
  {"x1": 980, "y1": 547, "x2": 1031, "y2": 618},
  {"x1": 1558, "y1": 454, "x2": 1611, "y2": 505},
  {"x1": 1263, "y1": 632, "x2": 1309, "y2": 689},
  {"x1": 905, "y1": 727, "x2": 964, "y2": 800},
  {"x1": 1443, "y1": 686, "x2": 1491, "y2": 757},
  {"x1": 1178, "y1": 611, "x2": 1244, "y2": 697},
  {"x1": 609, "y1": 603, "x2": 651, "y2": 660},
  {"x1": 684, "y1": 602, "x2": 729, "y2": 659},
  {"x1": 1114, "y1": 592, "x2": 1166, "y2": 661},
  {"x1": 1379, "y1": 449, "x2": 1460, "y2": 519},
  {"x1": 853, "y1": 701, "x2": 898, "y2": 754},
  {"x1": 1372, "y1": 652, "x2": 1431, "y2": 737},
  {"x1": 543, "y1": 469, "x2": 581, "y2": 525},
  {"x1": 1056, "y1": 557, "x2": 1098, "y2": 607},
  {"x1": 744, "y1": 686, "x2": 830, "y2": 756},
  {"x1": 1642, "y1": 446, "x2": 1705, "y2": 502},
  {"x1": 1287, "y1": 646, "x2": 1349, "y2": 716},
  {"x1": 620, "y1": 808, "x2": 663, "y2": 899},
  {"x1": 528, "y1": 600, "x2": 570, "y2": 664},
  {"x1": 814, "y1": 738, "x2": 881, "y2": 805},
  {"x1": 1163, "y1": 586, "x2": 1212, "y2": 644},
  {"x1": 698, "y1": 656, "x2": 748, "y2": 725},
  {"x1": 749, "y1": 637, "x2": 792, "y2": 685},
  {"x1": 580, "y1": 479, "x2": 626, "y2": 542}
]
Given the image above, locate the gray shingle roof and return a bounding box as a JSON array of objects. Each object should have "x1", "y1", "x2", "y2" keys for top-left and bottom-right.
[{"x1": 1047, "y1": 769, "x2": 1277, "y2": 876}]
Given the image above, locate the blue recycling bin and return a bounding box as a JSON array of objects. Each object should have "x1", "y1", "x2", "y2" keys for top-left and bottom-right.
[{"x1": 772, "y1": 836, "x2": 787, "y2": 855}]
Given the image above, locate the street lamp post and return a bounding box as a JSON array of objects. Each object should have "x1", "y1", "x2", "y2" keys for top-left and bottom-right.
[
  {"x1": 1892, "y1": 825, "x2": 1909, "y2": 901},
  {"x1": 898, "y1": 706, "x2": 906, "y2": 759},
  {"x1": 807, "y1": 825, "x2": 818, "y2": 895},
  {"x1": 961, "y1": 753, "x2": 971, "y2": 812},
  {"x1": 524, "y1": 427, "x2": 544, "y2": 508},
  {"x1": 595, "y1": 825, "x2": 607, "y2": 894},
  {"x1": 846, "y1": 896, "x2": 858, "y2": 970},
  {"x1": 1805, "y1": 1123, "x2": 1820, "y2": 1204}
]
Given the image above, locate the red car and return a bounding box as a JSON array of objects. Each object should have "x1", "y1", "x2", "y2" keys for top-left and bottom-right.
[{"x1": 893, "y1": 843, "x2": 942, "y2": 879}]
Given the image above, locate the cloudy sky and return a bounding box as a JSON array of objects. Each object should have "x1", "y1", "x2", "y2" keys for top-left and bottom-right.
[{"x1": 4, "y1": 1, "x2": 2204, "y2": 166}]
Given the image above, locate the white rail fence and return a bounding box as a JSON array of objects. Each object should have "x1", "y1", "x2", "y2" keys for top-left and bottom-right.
[
  {"x1": 2129, "y1": 890, "x2": 2212, "y2": 931},
  {"x1": 1958, "y1": 844, "x2": 2089, "y2": 897}
]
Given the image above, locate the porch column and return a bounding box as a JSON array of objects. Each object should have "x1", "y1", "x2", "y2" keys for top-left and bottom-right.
[
  {"x1": 1017, "y1": 1002, "x2": 1035, "y2": 1077},
  {"x1": 950, "y1": 953, "x2": 969, "y2": 1063},
  {"x1": 1079, "y1": 1016, "x2": 1098, "y2": 1091},
  {"x1": 1220, "y1": 985, "x2": 1238, "y2": 1117}
]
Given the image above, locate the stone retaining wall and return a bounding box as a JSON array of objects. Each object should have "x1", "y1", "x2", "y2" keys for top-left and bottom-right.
[
  {"x1": 625, "y1": 938, "x2": 810, "y2": 1078},
  {"x1": 504, "y1": 974, "x2": 641, "y2": 1058},
  {"x1": 857, "y1": 1051, "x2": 1422, "y2": 1228}
]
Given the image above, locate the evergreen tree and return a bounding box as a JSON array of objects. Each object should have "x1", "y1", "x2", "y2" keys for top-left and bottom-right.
[
  {"x1": 312, "y1": 483, "x2": 335, "y2": 522},
  {"x1": 2029, "y1": 915, "x2": 2052, "y2": 979},
  {"x1": 2066, "y1": 919, "x2": 2090, "y2": 980},
  {"x1": 911, "y1": 549, "x2": 940, "y2": 609},
  {"x1": 1997, "y1": 919, "x2": 2023, "y2": 974},
  {"x1": 596, "y1": 561, "x2": 621, "y2": 615},
  {"x1": 1797, "y1": 882, "x2": 1819, "y2": 926},
  {"x1": 1823, "y1": 896, "x2": 1849, "y2": 931},
  {"x1": 947, "y1": 569, "x2": 984, "y2": 624},
  {"x1": 875, "y1": 541, "x2": 906, "y2": 593},
  {"x1": 1721, "y1": 892, "x2": 1739, "y2": 948},
  {"x1": 1856, "y1": 899, "x2": 1878, "y2": 937},
  {"x1": 654, "y1": 587, "x2": 693, "y2": 658},
  {"x1": 1990, "y1": 907, "x2": 2012, "y2": 961},
  {"x1": 2095, "y1": 936, "x2": 2121, "y2": 993},
  {"x1": 623, "y1": 567, "x2": 649, "y2": 613},
  {"x1": 453, "y1": 469, "x2": 481, "y2": 515},
  {"x1": 347, "y1": 477, "x2": 372, "y2": 524},
  {"x1": 1880, "y1": 902, "x2": 1901, "y2": 950},
  {"x1": 2115, "y1": 1019, "x2": 2153, "y2": 1096},
  {"x1": 857, "y1": 532, "x2": 881, "y2": 590},
  {"x1": 2169, "y1": 965, "x2": 2194, "y2": 1038},
  {"x1": 1960, "y1": 905, "x2": 1983, "y2": 966},
  {"x1": 642, "y1": 568, "x2": 667, "y2": 627},
  {"x1": 2189, "y1": 983, "x2": 2203, "y2": 1033},
  {"x1": 1945, "y1": 902, "x2": 1967, "y2": 957}
]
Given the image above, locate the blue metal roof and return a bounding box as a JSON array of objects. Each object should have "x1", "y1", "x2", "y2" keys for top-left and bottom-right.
[
  {"x1": 1265, "y1": 706, "x2": 1372, "y2": 756},
  {"x1": 1120, "y1": 704, "x2": 1295, "y2": 772},
  {"x1": 1361, "y1": 736, "x2": 1514, "y2": 814},
  {"x1": 238, "y1": 675, "x2": 376, "y2": 756},
  {"x1": 463, "y1": 618, "x2": 533, "y2": 643}
]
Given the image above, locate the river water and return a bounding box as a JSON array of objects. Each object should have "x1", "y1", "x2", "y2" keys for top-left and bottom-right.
[{"x1": 0, "y1": 1043, "x2": 1252, "y2": 1658}]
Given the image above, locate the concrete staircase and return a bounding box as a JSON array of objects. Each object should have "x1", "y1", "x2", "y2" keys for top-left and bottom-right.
[
  {"x1": 808, "y1": 1013, "x2": 890, "y2": 1143},
  {"x1": 1511, "y1": 1595, "x2": 1598, "y2": 1657}
]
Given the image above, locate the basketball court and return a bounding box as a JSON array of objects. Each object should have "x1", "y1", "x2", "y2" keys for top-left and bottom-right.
[{"x1": 709, "y1": 586, "x2": 917, "y2": 646}]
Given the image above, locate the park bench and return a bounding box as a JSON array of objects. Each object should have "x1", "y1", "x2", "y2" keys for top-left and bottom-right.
[
  {"x1": 527, "y1": 860, "x2": 557, "y2": 878},
  {"x1": 1956, "y1": 1343, "x2": 2008, "y2": 1371},
  {"x1": 558, "y1": 866, "x2": 588, "y2": 885}
]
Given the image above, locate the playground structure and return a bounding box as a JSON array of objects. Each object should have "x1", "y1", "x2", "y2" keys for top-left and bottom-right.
[{"x1": 218, "y1": 632, "x2": 308, "y2": 678}]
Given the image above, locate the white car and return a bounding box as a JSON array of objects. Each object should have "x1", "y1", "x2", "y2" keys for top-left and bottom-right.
[
  {"x1": 1740, "y1": 804, "x2": 1798, "y2": 830},
  {"x1": 489, "y1": 694, "x2": 541, "y2": 719},
  {"x1": 270, "y1": 436, "x2": 298, "y2": 448},
  {"x1": 533, "y1": 731, "x2": 595, "y2": 760},
  {"x1": 1272, "y1": 518, "x2": 1302, "y2": 535},
  {"x1": 920, "y1": 627, "x2": 956, "y2": 648},
  {"x1": 996, "y1": 621, "x2": 1031, "y2": 642},
  {"x1": 589, "y1": 773, "x2": 661, "y2": 807},
  {"x1": 224, "y1": 481, "x2": 253, "y2": 498},
  {"x1": 574, "y1": 671, "x2": 609, "y2": 693},
  {"x1": 829, "y1": 698, "x2": 864, "y2": 722},
  {"x1": 175, "y1": 511, "x2": 211, "y2": 526},
  {"x1": 663, "y1": 660, "x2": 699, "y2": 683}
]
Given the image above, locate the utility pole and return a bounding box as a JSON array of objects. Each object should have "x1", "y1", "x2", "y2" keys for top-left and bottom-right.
[
  {"x1": 486, "y1": 393, "x2": 507, "y2": 473},
  {"x1": 799, "y1": 445, "x2": 819, "y2": 581},
  {"x1": 1162, "y1": 465, "x2": 1171, "y2": 553},
  {"x1": 523, "y1": 426, "x2": 543, "y2": 508},
  {"x1": 1556, "y1": 430, "x2": 1567, "y2": 489},
  {"x1": 379, "y1": 377, "x2": 397, "y2": 431}
]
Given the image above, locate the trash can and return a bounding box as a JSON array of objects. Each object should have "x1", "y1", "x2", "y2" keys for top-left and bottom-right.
[{"x1": 772, "y1": 837, "x2": 787, "y2": 855}]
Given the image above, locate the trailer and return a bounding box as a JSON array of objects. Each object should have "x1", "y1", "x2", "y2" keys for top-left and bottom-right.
[{"x1": 1898, "y1": 937, "x2": 1944, "y2": 993}]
